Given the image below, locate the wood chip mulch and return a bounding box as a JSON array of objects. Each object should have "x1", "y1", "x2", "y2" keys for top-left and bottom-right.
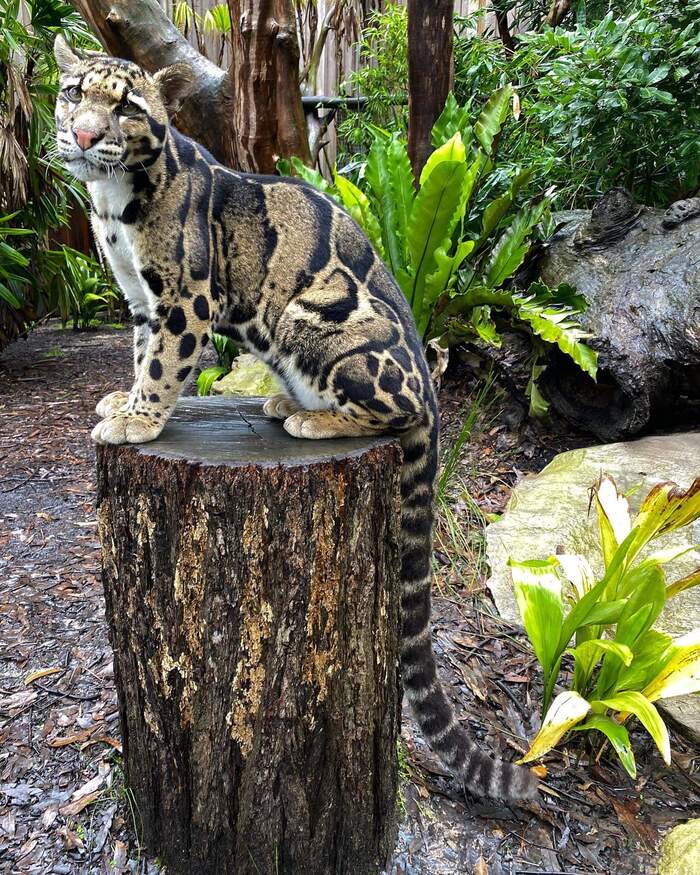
[{"x1": 0, "y1": 326, "x2": 697, "y2": 875}]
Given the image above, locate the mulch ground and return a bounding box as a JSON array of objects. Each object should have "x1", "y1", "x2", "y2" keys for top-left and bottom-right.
[{"x1": 1, "y1": 325, "x2": 698, "y2": 874}]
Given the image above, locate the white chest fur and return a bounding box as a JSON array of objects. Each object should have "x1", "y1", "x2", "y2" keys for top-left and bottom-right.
[{"x1": 88, "y1": 179, "x2": 153, "y2": 313}]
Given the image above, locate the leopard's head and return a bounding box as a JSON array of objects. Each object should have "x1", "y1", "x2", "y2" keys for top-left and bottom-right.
[{"x1": 53, "y1": 36, "x2": 193, "y2": 182}]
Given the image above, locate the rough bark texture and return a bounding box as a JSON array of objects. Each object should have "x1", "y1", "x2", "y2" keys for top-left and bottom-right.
[
  {"x1": 96, "y1": 398, "x2": 402, "y2": 875},
  {"x1": 227, "y1": 0, "x2": 312, "y2": 171},
  {"x1": 407, "y1": 0, "x2": 454, "y2": 180},
  {"x1": 539, "y1": 204, "x2": 700, "y2": 440},
  {"x1": 68, "y1": 0, "x2": 311, "y2": 171}
]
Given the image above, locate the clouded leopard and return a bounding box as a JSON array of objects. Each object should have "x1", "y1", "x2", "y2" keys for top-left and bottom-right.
[{"x1": 53, "y1": 35, "x2": 538, "y2": 802}]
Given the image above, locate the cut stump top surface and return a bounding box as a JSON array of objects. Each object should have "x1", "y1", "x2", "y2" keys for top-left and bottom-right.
[{"x1": 129, "y1": 396, "x2": 399, "y2": 467}]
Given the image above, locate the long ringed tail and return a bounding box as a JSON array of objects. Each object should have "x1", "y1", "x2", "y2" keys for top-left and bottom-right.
[{"x1": 398, "y1": 406, "x2": 539, "y2": 801}]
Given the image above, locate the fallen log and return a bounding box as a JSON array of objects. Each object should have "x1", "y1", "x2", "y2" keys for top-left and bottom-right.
[
  {"x1": 96, "y1": 396, "x2": 403, "y2": 875},
  {"x1": 539, "y1": 190, "x2": 700, "y2": 440}
]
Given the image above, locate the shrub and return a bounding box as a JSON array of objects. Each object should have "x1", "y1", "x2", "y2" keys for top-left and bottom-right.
[
  {"x1": 510, "y1": 0, "x2": 700, "y2": 206},
  {"x1": 281, "y1": 89, "x2": 597, "y2": 413},
  {"x1": 0, "y1": 0, "x2": 116, "y2": 347},
  {"x1": 338, "y1": 0, "x2": 700, "y2": 208},
  {"x1": 510, "y1": 474, "x2": 700, "y2": 778}
]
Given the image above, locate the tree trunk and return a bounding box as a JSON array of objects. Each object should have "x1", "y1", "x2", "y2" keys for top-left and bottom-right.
[
  {"x1": 227, "y1": 0, "x2": 312, "y2": 171},
  {"x1": 546, "y1": 0, "x2": 573, "y2": 27},
  {"x1": 96, "y1": 397, "x2": 402, "y2": 875},
  {"x1": 407, "y1": 0, "x2": 454, "y2": 180},
  {"x1": 68, "y1": 0, "x2": 310, "y2": 171}
]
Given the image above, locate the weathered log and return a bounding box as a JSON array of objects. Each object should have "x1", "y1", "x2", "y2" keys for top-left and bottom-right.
[
  {"x1": 539, "y1": 192, "x2": 700, "y2": 440},
  {"x1": 96, "y1": 397, "x2": 403, "y2": 875}
]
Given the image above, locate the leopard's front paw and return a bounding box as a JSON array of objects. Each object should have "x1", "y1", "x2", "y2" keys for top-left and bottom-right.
[
  {"x1": 263, "y1": 393, "x2": 300, "y2": 420},
  {"x1": 96, "y1": 391, "x2": 130, "y2": 419},
  {"x1": 91, "y1": 413, "x2": 163, "y2": 445}
]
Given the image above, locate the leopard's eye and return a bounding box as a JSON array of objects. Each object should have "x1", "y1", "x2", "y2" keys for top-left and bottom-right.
[
  {"x1": 119, "y1": 100, "x2": 141, "y2": 118},
  {"x1": 63, "y1": 85, "x2": 82, "y2": 103}
]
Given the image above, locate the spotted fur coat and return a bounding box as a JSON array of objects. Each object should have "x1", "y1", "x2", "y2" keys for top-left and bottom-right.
[{"x1": 53, "y1": 34, "x2": 538, "y2": 802}]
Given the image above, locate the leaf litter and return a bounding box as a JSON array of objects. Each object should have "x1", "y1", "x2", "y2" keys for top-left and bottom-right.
[{"x1": 1, "y1": 325, "x2": 697, "y2": 875}]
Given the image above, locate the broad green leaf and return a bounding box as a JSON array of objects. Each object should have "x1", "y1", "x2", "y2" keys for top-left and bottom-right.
[
  {"x1": 568, "y1": 638, "x2": 633, "y2": 693},
  {"x1": 407, "y1": 146, "x2": 467, "y2": 311},
  {"x1": 196, "y1": 365, "x2": 226, "y2": 396},
  {"x1": 567, "y1": 638, "x2": 633, "y2": 667},
  {"x1": 477, "y1": 168, "x2": 534, "y2": 248},
  {"x1": 616, "y1": 630, "x2": 674, "y2": 692},
  {"x1": 431, "y1": 91, "x2": 472, "y2": 149},
  {"x1": 642, "y1": 629, "x2": 700, "y2": 702},
  {"x1": 516, "y1": 294, "x2": 598, "y2": 380},
  {"x1": 580, "y1": 600, "x2": 626, "y2": 627},
  {"x1": 387, "y1": 138, "x2": 416, "y2": 264},
  {"x1": 485, "y1": 201, "x2": 548, "y2": 288},
  {"x1": 527, "y1": 374, "x2": 549, "y2": 418},
  {"x1": 366, "y1": 136, "x2": 403, "y2": 274},
  {"x1": 518, "y1": 691, "x2": 591, "y2": 763},
  {"x1": 595, "y1": 562, "x2": 665, "y2": 697},
  {"x1": 573, "y1": 716, "x2": 636, "y2": 778},
  {"x1": 419, "y1": 240, "x2": 475, "y2": 338},
  {"x1": 627, "y1": 477, "x2": 700, "y2": 565},
  {"x1": 509, "y1": 557, "x2": 563, "y2": 680},
  {"x1": 419, "y1": 131, "x2": 466, "y2": 187},
  {"x1": 595, "y1": 476, "x2": 631, "y2": 568},
  {"x1": 615, "y1": 561, "x2": 666, "y2": 625},
  {"x1": 557, "y1": 527, "x2": 638, "y2": 653},
  {"x1": 470, "y1": 305, "x2": 502, "y2": 347},
  {"x1": 279, "y1": 156, "x2": 336, "y2": 196},
  {"x1": 594, "y1": 691, "x2": 670, "y2": 764},
  {"x1": 334, "y1": 172, "x2": 385, "y2": 258},
  {"x1": 666, "y1": 566, "x2": 700, "y2": 599},
  {"x1": 474, "y1": 84, "x2": 514, "y2": 157}
]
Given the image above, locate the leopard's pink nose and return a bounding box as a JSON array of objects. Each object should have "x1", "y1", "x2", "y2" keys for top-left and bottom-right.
[{"x1": 72, "y1": 128, "x2": 101, "y2": 151}]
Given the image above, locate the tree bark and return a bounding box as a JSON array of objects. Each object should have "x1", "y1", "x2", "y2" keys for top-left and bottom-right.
[
  {"x1": 495, "y1": 9, "x2": 515, "y2": 54},
  {"x1": 539, "y1": 196, "x2": 700, "y2": 439},
  {"x1": 96, "y1": 397, "x2": 402, "y2": 875},
  {"x1": 546, "y1": 0, "x2": 573, "y2": 28},
  {"x1": 227, "y1": 0, "x2": 312, "y2": 171},
  {"x1": 67, "y1": 0, "x2": 311, "y2": 171},
  {"x1": 407, "y1": 0, "x2": 454, "y2": 180}
]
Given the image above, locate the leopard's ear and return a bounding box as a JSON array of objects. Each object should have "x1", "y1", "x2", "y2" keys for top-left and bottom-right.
[
  {"x1": 153, "y1": 63, "x2": 195, "y2": 116},
  {"x1": 54, "y1": 35, "x2": 81, "y2": 75}
]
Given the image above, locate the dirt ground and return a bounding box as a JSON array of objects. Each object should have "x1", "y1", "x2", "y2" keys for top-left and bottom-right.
[{"x1": 1, "y1": 325, "x2": 698, "y2": 874}]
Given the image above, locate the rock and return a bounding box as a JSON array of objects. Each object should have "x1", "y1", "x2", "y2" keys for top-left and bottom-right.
[
  {"x1": 486, "y1": 432, "x2": 700, "y2": 741},
  {"x1": 657, "y1": 820, "x2": 700, "y2": 875},
  {"x1": 539, "y1": 192, "x2": 700, "y2": 440},
  {"x1": 211, "y1": 353, "x2": 281, "y2": 397}
]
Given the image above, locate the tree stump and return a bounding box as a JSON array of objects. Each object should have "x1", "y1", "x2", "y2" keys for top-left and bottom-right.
[{"x1": 96, "y1": 397, "x2": 403, "y2": 875}]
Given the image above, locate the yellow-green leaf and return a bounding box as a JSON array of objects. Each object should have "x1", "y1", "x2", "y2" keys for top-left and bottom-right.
[
  {"x1": 567, "y1": 638, "x2": 633, "y2": 668},
  {"x1": 627, "y1": 477, "x2": 700, "y2": 565},
  {"x1": 333, "y1": 172, "x2": 384, "y2": 258},
  {"x1": 419, "y1": 131, "x2": 466, "y2": 187},
  {"x1": 573, "y1": 715, "x2": 636, "y2": 778},
  {"x1": 594, "y1": 691, "x2": 670, "y2": 765},
  {"x1": 509, "y1": 557, "x2": 563, "y2": 679},
  {"x1": 642, "y1": 629, "x2": 700, "y2": 702},
  {"x1": 666, "y1": 566, "x2": 700, "y2": 599},
  {"x1": 518, "y1": 691, "x2": 591, "y2": 763},
  {"x1": 595, "y1": 475, "x2": 631, "y2": 568}
]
